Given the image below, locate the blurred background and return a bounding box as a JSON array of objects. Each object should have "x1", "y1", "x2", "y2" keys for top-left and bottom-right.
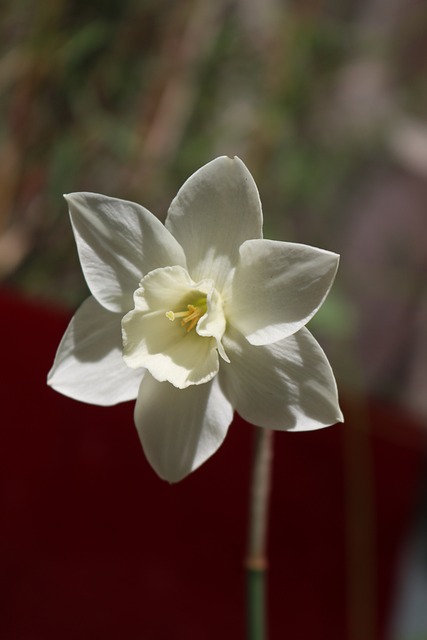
[{"x1": 1, "y1": 0, "x2": 427, "y2": 638}]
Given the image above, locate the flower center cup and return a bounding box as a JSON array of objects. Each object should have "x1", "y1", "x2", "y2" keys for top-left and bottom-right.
[
  {"x1": 121, "y1": 265, "x2": 229, "y2": 389},
  {"x1": 165, "y1": 297, "x2": 207, "y2": 333}
]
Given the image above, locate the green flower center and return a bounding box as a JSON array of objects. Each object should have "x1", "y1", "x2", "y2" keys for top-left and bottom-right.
[{"x1": 165, "y1": 296, "x2": 207, "y2": 333}]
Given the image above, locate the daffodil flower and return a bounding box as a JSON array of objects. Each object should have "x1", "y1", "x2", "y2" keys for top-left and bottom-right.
[{"x1": 48, "y1": 157, "x2": 343, "y2": 482}]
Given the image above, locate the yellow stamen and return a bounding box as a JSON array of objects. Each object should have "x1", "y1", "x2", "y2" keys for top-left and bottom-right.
[{"x1": 165, "y1": 298, "x2": 207, "y2": 333}]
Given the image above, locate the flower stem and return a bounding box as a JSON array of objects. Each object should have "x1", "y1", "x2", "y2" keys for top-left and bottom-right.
[{"x1": 246, "y1": 427, "x2": 274, "y2": 640}]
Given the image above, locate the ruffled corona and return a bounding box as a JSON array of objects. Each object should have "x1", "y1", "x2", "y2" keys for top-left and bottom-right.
[{"x1": 121, "y1": 266, "x2": 228, "y2": 389}]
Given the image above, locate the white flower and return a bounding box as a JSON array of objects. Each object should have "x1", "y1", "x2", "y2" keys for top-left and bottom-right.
[{"x1": 48, "y1": 156, "x2": 343, "y2": 482}]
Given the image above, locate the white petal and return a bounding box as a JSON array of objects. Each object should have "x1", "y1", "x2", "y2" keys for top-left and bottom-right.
[
  {"x1": 135, "y1": 374, "x2": 234, "y2": 482},
  {"x1": 165, "y1": 156, "x2": 263, "y2": 291},
  {"x1": 65, "y1": 193, "x2": 186, "y2": 313},
  {"x1": 47, "y1": 296, "x2": 143, "y2": 405},
  {"x1": 227, "y1": 239, "x2": 339, "y2": 345},
  {"x1": 220, "y1": 326, "x2": 343, "y2": 430}
]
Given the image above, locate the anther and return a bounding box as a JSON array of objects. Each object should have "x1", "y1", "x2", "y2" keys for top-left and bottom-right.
[{"x1": 165, "y1": 303, "x2": 205, "y2": 333}]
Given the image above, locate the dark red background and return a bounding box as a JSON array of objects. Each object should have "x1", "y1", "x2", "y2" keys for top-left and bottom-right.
[{"x1": 1, "y1": 289, "x2": 425, "y2": 639}]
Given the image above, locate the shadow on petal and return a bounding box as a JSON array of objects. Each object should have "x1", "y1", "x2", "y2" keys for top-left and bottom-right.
[{"x1": 71, "y1": 297, "x2": 124, "y2": 363}]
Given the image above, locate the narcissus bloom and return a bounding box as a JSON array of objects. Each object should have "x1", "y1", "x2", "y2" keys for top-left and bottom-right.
[{"x1": 48, "y1": 157, "x2": 343, "y2": 482}]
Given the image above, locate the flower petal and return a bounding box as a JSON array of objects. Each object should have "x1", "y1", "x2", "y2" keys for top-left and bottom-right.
[
  {"x1": 227, "y1": 239, "x2": 339, "y2": 345},
  {"x1": 135, "y1": 374, "x2": 234, "y2": 482},
  {"x1": 165, "y1": 156, "x2": 263, "y2": 291},
  {"x1": 65, "y1": 193, "x2": 187, "y2": 313},
  {"x1": 47, "y1": 296, "x2": 143, "y2": 405},
  {"x1": 220, "y1": 325, "x2": 343, "y2": 430}
]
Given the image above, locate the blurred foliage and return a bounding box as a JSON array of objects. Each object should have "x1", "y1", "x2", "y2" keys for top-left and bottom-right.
[{"x1": 1, "y1": 0, "x2": 426, "y2": 340}]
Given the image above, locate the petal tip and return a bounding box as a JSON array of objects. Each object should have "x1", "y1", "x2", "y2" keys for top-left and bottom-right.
[{"x1": 63, "y1": 192, "x2": 82, "y2": 207}]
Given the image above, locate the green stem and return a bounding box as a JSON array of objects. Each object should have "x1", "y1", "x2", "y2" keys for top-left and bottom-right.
[
  {"x1": 246, "y1": 427, "x2": 274, "y2": 640},
  {"x1": 246, "y1": 567, "x2": 266, "y2": 640}
]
